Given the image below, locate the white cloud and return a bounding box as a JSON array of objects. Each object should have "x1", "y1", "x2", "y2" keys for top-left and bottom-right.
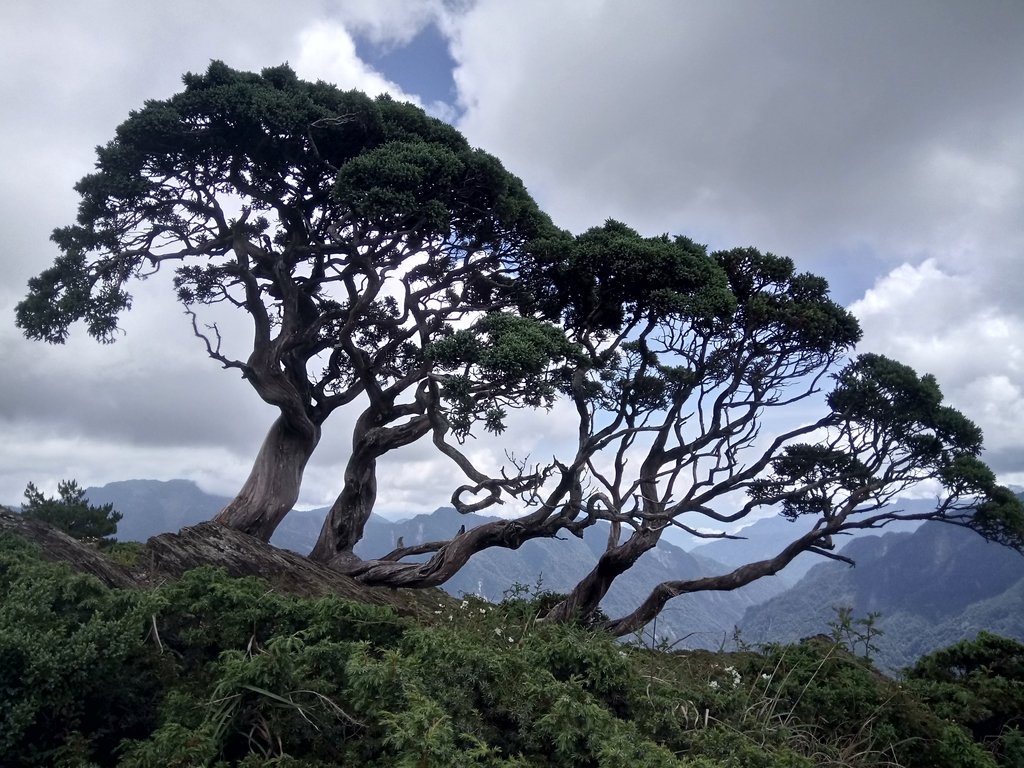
[
  {"x1": 446, "y1": 0, "x2": 1024, "y2": 486},
  {"x1": 851, "y1": 260, "x2": 1024, "y2": 472},
  {"x1": 449, "y1": 0, "x2": 1024, "y2": 282},
  {"x1": 293, "y1": 20, "x2": 410, "y2": 98},
  {"x1": 293, "y1": 18, "x2": 456, "y2": 120},
  {"x1": 325, "y1": 0, "x2": 451, "y2": 47}
]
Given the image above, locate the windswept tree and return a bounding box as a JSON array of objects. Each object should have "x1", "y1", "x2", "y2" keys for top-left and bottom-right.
[
  {"x1": 17, "y1": 62, "x2": 557, "y2": 543},
  {"x1": 334, "y1": 222, "x2": 745, "y2": 584},
  {"x1": 532, "y1": 229, "x2": 1024, "y2": 634},
  {"x1": 310, "y1": 308, "x2": 577, "y2": 564},
  {"x1": 340, "y1": 222, "x2": 1023, "y2": 638},
  {"x1": 16, "y1": 63, "x2": 1022, "y2": 634}
]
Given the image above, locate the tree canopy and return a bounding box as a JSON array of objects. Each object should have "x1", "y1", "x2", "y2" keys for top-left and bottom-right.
[
  {"x1": 17, "y1": 62, "x2": 1024, "y2": 636},
  {"x1": 17, "y1": 61, "x2": 565, "y2": 555}
]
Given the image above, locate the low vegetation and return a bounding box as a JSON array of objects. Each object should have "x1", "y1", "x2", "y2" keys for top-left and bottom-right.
[{"x1": 2, "y1": 531, "x2": 1021, "y2": 767}]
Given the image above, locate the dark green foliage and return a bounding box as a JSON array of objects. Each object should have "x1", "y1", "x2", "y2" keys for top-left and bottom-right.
[
  {"x1": 907, "y1": 633, "x2": 1024, "y2": 767},
  {"x1": 721, "y1": 639, "x2": 996, "y2": 768},
  {"x1": 530, "y1": 221, "x2": 736, "y2": 334},
  {"x1": 746, "y1": 354, "x2": 1024, "y2": 552},
  {"x1": 2, "y1": 535, "x2": 1019, "y2": 766},
  {"x1": 971, "y1": 486, "x2": 1024, "y2": 549},
  {"x1": 21, "y1": 479, "x2": 122, "y2": 542},
  {"x1": 750, "y1": 445, "x2": 873, "y2": 520},
  {"x1": 0, "y1": 535, "x2": 159, "y2": 766},
  {"x1": 828, "y1": 355, "x2": 984, "y2": 460},
  {"x1": 429, "y1": 312, "x2": 579, "y2": 436},
  {"x1": 16, "y1": 60, "x2": 567, "y2": 554},
  {"x1": 16, "y1": 59, "x2": 545, "y2": 355}
]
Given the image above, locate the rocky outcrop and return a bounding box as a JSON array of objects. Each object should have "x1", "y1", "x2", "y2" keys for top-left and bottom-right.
[
  {"x1": 0, "y1": 509, "x2": 444, "y2": 619},
  {"x1": 0, "y1": 507, "x2": 138, "y2": 589}
]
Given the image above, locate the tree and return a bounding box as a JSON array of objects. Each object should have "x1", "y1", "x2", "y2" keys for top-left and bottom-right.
[
  {"x1": 21, "y1": 480, "x2": 122, "y2": 542},
  {"x1": 16, "y1": 64, "x2": 1023, "y2": 636},
  {"x1": 534, "y1": 232, "x2": 1024, "y2": 635},
  {"x1": 338, "y1": 222, "x2": 1024, "y2": 638},
  {"x1": 16, "y1": 62, "x2": 557, "y2": 547}
]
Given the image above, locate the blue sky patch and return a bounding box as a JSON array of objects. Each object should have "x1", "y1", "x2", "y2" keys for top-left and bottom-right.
[{"x1": 354, "y1": 23, "x2": 458, "y2": 109}]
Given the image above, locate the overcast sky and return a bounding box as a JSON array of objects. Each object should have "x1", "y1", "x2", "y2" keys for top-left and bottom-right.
[{"x1": 1, "y1": 1, "x2": 1022, "y2": 517}]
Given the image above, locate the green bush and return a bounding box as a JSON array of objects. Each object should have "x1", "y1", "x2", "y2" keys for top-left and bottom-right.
[
  {"x1": 0, "y1": 534, "x2": 160, "y2": 766},
  {"x1": 1, "y1": 531, "x2": 1021, "y2": 766},
  {"x1": 906, "y1": 632, "x2": 1024, "y2": 767}
]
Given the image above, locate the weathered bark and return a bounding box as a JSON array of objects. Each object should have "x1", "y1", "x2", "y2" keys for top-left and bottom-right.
[
  {"x1": 336, "y1": 500, "x2": 597, "y2": 586},
  {"x1": 214, "y1": 414, "x2": 321, "y2": 541},
  {"x1": 543, "y1": 527, "x2": 661, "y2": 624},
  {"x1": 145, "y1": 522, "x2": 442, "y2": 616},
  {"x1": 310, "y1": 411, "x2": 431, "y2": 564},
  {"x1": 322, "y1": 453, "x2": 596, "y2": 585},
  {"x1": 597, "y1": 527, "x2": 838, "y2": 636},
  {"x1": 309, "y1": 453, "x2": 379, "y2": 563},
  {"x1": 0, "y1": 508, "x2": 139, "y2": 589}
]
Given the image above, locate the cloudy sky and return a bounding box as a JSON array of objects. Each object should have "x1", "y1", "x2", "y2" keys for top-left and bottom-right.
[{"x1": 1, "y1": 1, "x2": 1022, "y2": 518}]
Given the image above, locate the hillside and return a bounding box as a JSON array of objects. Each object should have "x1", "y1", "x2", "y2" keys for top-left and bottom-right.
[
  {"x1": 84, "y1": 479, "x2": 1024, "y2": 661},
  {"x1": 2, "y1": 513, "x2": 1022, "y2": 767},
  {"x1": 739, "y1": 521, "x2": 1024, "y2": 670}
]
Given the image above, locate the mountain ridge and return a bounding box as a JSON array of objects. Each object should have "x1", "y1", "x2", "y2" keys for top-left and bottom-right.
[
  {"x1": 83, "y1": 478, "x2": 786, "y2": 648},
  {"x1": 739, "y1": 520, "x2": 1024, "y2": 670}
]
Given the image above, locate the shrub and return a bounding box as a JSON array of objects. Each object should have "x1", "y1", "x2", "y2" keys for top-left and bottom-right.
[
  {"x1": 20, "y1": 480, "x2": 122, "y2": 542},
  {"x1": 0, "y1": 534, "x2": 160, "y2": 766},
  {"x1": 2, "y1": 531, "x2": 1021, "y2": 767}
]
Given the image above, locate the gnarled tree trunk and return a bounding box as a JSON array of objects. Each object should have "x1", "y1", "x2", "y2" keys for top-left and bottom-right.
[
  {"x1": 337, "y1": 511, "x2": 574, "y2": 587},
  {"x1": 309, "y1": 452, "x2": 378, "y2": 564},
  {"x1": 597, "y1": 526, "x2": 841, "y2": 637},
  {"x1": 309, "y1": 410, "x2": 432, "y2": 565},
  {"x1": 214, "y1": 414, "x2": 321, "y2": 541},
  {"x1": 543, "y1": 528, "x2": 661, "y2": 624}
]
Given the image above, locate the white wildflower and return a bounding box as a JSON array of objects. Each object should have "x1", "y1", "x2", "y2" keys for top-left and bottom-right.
[{"x1": 725, "y1": 666, "x2": 741, "y2": 687}]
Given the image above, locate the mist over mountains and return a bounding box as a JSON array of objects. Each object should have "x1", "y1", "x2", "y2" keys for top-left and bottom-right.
[{"x1": 82, "y1": 479, "x2": 1024, "y2": 662}]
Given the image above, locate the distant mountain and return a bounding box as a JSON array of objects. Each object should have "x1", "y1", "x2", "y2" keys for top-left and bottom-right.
[
  {"x1": 84, "y1": 479, "x2": 333, "y2": 554},
  {"x1": 689, "y1": 515, "x2": 819, "y2": 581},
  {"x1": 85, "y1": 479, "x2": 230, "y2": 542},
  {"x1": 75, "y1": 479, "x2": 1024, "y2": 664},
  {"x1": 83, "y1": 479, "x2": 786, "y2": 648},
  {"x1": 738, "y1": 521, "x2": 1024, "y2": 671},
  {"x1": 689, "y1": 506, "x2": 927, "y2": 584}
]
